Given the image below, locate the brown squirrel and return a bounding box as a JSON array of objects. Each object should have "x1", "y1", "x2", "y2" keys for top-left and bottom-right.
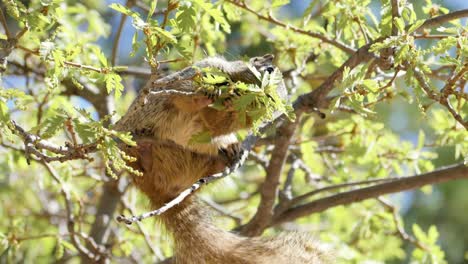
[{"x1": 116, "y1": 55, "x2": 329, "y2": 263}]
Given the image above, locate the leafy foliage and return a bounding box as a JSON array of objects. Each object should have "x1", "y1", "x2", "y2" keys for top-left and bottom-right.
[{"x1": 0, "y1": 0, "x2": 467, "y2": 263}]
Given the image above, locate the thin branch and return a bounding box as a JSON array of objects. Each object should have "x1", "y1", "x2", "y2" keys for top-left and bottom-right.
[
  {"x1": 119, "y1": 66, "x2": 151, "y2": 77},
  {"x1": 378, "y1": 198, "x2": 430, "y2": 251},
  {"x1": 271, "y1": 163, "x2": 468, "y2": 225},
  {"x1": 201, "y1": 197, "x2": 242, "y2": 225},
  {"x1": 411, "y1": 65, "x2": 468, "y2": 129},
  {"x1": 413, "y1": 34, "x2": 453, "y2": 39},
  {"x1": 390, "y1": 0, "x2": 400, "y2": 36},
  {"x1": 225, "y1": 0, "x2": 355, "y2": 55},
  {"x1": 63, "y1": 61, "x2": 109, "y2": 73},
  {"x1": 417, "y1": 9, "x2": 468, "y2": 31},
  {"x1": 11, "y1": 121, "x2": 98, "y2": 164},
  {"x1": 112, "y1": 5, "x2": 130, "y2": 66},
  {"x1": 290, "y1": 177, "x2": 402, "y2": 206},
  {"x1": 120, "y1": 199, "x2": 165, "y2": 260},
  {"x1": 0, "y1": 7, "x2": 11, "y2": 38},
  {"x1": 16, "y1": 45, "x2": 110, "y2": 73}
]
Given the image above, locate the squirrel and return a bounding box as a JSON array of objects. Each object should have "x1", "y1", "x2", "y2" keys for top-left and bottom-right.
[{"x1": 116, "y1": 55, "x2": 329, "y2": 263}]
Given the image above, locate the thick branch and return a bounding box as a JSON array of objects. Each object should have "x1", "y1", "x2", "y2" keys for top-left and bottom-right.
[
  {"x1": 271, "y1": 163, "x2": 468, "y2": 225},
  {"x1": 240, "y1": 115, "x2": 301, "y2": 236}
]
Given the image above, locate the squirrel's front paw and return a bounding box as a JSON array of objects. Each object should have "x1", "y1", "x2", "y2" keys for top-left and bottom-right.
[
  {"x1": 203, "y1": 87, "x2": 223, "y2": 100},
  {"x1": 219, "y1": 143, "x2": 245, "y2": 168}
]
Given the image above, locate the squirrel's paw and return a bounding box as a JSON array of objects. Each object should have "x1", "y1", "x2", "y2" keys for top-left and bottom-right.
[{"x1": 219, "y1": 143, "x2": 244, "y2": 168}]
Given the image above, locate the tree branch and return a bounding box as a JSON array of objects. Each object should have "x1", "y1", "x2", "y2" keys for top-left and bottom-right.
[
  {"x1": 411, "y1": 64, "x2": 468, "y2": 130},
  {"x1": 240, "y1": 114, "x2": 301, "y2": 236},
  {"x1": 271, "y1": 163, "x2": 468, "y2": 225},
  {"x1": 10, "y1": 121, "x2": 98, "y2": 164}
]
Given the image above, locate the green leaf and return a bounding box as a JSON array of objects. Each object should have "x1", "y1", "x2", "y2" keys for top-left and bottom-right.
[
  {"x1": 417, "y1": 130, "x2": 425, "y2": 149},
  {"x1": 4, "y1": 0, "x2": 26, "y2": 20},
  {"x1": 147, "y1": 0, "x2": 158, "y2": 21},
  {"x1": 233, "y1": 93, "x2": 256, "y2": 110},
  {"x1": 37, "y1": 113, "x2": 67, "y2": 139},
  {"x1": 407, "y1": 19, "x2": 425, "y2": 34},
  {"x1": 0, "y1": 100, "x2": 11, "y2": 123},
  {"x1": 189, "y1": 131, "x2": 212, "y2": 144},
  {"x1": 191, "y1": 0, "x2": 231, "y2": 33},
  {"x1": 112, "y1": 131, "x2": 136, "y2": 146},
  {"x1": 176, "y1": 5, "x2": 197, "y2": 32},
  {"x1": 109, "y1": 3, "x2": 136, "y2": 17},
  {"x1": 104, "y1": 73, "x2": 124, "y2": 99},
  {"x1": 152, "y1": 26, "x2": 177, "y2": 43},
  {"x1": 130, "y1": 32, "x2": 141, "y2": 57},
  {"x1": 272, "y1": 0, "x2": 290, "y2": 8},
  {"x1": 73, "y1": 121, "x2": 96, "y2": 144},
  {"x1": 412, "y1": 224, "x2": 426, "y2": 241},
  {"x1": 54, "y1": 238, "x2": 64, "y2": 260},
  {"x1": 394, "y1": 17, "x2": 405, "y2": 33},
  {"x1": 60, "y1": 240, "x2": 77, "y2": 253},
  {"x1": 96, "y1": 50, "x2": 108, "y2": 67}
]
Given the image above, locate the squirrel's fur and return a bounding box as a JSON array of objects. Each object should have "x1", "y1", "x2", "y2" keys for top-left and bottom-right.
[{"x1": 117, "y1": 55, "x2": 329, "y2": 263}]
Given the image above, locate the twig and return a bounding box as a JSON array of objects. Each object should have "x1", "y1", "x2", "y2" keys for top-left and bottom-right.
[
  {"x1": 248, "y1": 151, "x2": 269, "y2": 168},
  {"x1": 378, "y1": 198, "x2": 430, "y2": 251},
  {"x1": 416, "y1": 9, "x2": 468, "y2": 31},
  {"x1": 11, "y1": 121, "x2": 98, "y2": 163},
  {"x1": 390, "y1": 0, "x2": 400, "y2": 36},
  {"x1": 16, "y1": 45, "x2": 110, "y2": 73},
  {"x1": 112, "y1": 0, "x2": 134, "y2": 66},
  {"x1": 413, "y1": 34, "x2": 453, "y2": 39},
  {"x1": 201, "y1": 197, "x2": 242, "y2": 225},
  {"x1": 0, "y1": 8, "x2": 11, "y2": 38},
  {"x1": 290, "y1": 177, "x2": 401, "y2": 206},
  {"x1": 225, "y1": 0, "x2": 355, "y2": 55},
  {"x1": 411, "y1": 65, "x2": 468, "y2": 129},
  {"x1": 63, "y1": 61, "x2": 109, "y2": 73},
  {"x1": 120, "y1": 199, "x2": 165, "y2": 260},
  {"x1": 279, "y1": 157, "x2": 299, "y2": 202}
]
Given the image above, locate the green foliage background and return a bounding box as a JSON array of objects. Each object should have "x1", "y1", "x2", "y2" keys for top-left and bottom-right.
[{"x1": 0, "y1": 0, "x2": 467, "y2": 263}]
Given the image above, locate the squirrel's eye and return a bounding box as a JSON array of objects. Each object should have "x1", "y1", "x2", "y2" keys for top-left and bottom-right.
[{"x1": 266, "y1": 66, "x2": 274, "y2": 74}]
